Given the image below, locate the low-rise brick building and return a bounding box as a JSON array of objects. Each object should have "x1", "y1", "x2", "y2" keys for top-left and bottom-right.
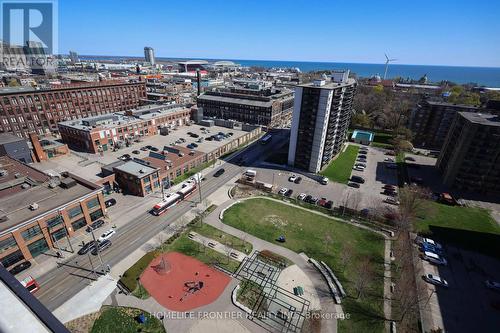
[
  {"x1": 58, "y1": 104, "x2": 191, "y2": 153},
  {"x1": 0, "y1": 156, "x2": 106, "y2": 270}
]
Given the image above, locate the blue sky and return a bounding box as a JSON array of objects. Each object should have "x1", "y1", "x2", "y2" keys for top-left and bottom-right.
[{"x1": 58, "y1": 0, "x2": 500, "y2": 67}]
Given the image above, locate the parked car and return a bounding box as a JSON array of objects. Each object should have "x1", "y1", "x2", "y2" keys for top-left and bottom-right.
[
  {"x1": 358, "y1": 154, "x2": 367, "y2": 159},
  {"x1": 383, "y1": 184, "x2": 397, "y2": 191},
  {"x1": 355, "y1": 163, "x2": 366, "y2": 168},
  {"x1": 120, "y1": 154, "x2": 131, "y2": 161},
  {"x1": 8, "y1": 261, "x2": 32, "y2": 275},
  {"x1": 78, "y1": 241, "x2": 97, "y2": 255},
  {"x1": 278, "y1": 187, "x2": 288, "y2": 195},
  {"x1": 86, "y1": 219, "x2": 105, "y2": 233},
  {"x1": 150, "y1": 146, "x2": 159, "y2": 152},
  {"x1": 319, "y1": 177, "x2": 328, "y2": 185},
  {"x1": 421, "y1": 238, "x2": 443, "y2": 250},
  {"x1": 288, "y1": 175, "x2": 298, "y2": 182},
  {"x1": 105, "y1": 198, "x2": 116, "y2": 208},
  {"x1": 318, "y1": 197, "x2": 328, "y2": 207},
  {"x1": 297, "y1": 193, "x2": 307, "y2": 201},
  {"x1": 423, "y1": 274, "x2": 449, "y2": 288},
  {"x1": 91, "y1": 240, "x2": 112, "y2": 255},
  {"x1": 98, "y1": 229, "x2": 116, "y2": 242},
  {"x1": 420, "y1": 242, "x2": 444, "y2": 255},
  {"x1": 383, "y1": 189, "x2": 398, "y2": 196},
  {"x1": 359, "y1": 150, "x2": 368, "y2": 154},
  {"x1": 350, "y1": 176, "x2": 365, "y2": 184},
  {"x1": 309, "y1": 197, "x2": 319, "y2": 205},
  {"x1": 294, "y1": 176, "x2": 302, "y2": 184},
  {"x1": 353, "y1": 166, "x2": 365, "y2": 171},
  {"x1": 191, "y1": 143, "x2": 198, "y2": 148},
  {"x1": 304, "y1": 194, "x2": 312, "y2": 202},
  {"x1": 384, "y1": 157, "x2": 395, "y2": 162},
  {"x1": 132, "y1": 150, "x2": 140, "y2": 155},
  {"x1": 191, "y1": 134, "x2": 199, "y2": 138},
  {"x1": 324, "y1": 200, "x2": 333, "y2": 209},
  {"x1": 284, "y1": 189, "x2": 293, "y2": 197},
  {"x1": 384, "y1": 197, "x2": 400, "y2": 205},
  {"x1": 421, "y1": 251, "x2": 447, "y2": 266},
  {"x1": 213, "y1": 168, "x2": 225, "y2": 177},
  {"x1": 140, "y1": 146, "x2": 148, "y2": 151},
  {"x1": 485, "y1": 280, "x2": 500, "y2": 292}
]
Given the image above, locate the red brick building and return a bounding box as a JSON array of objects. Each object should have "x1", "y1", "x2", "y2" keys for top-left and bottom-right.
[
  {"x1": 0, "y1": 156, "x2": 106, "y2": 270},
  {"x1": 0, "y1": 80, "x2": 146, "y2": 138},
  {"x1": 58, "y1": 105, "x2": 191, "y2": 153}
]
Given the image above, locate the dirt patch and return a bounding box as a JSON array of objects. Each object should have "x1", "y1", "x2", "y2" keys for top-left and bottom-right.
[
  {"x1": 263, "y1": 214, "x2": 288, "y2": 228},
  {"x1": 231, "y1": 184, "x2": 263, "y2": 199},
  {"x1": 65, "y1": 310, "x2": 102, "y2": 333}
]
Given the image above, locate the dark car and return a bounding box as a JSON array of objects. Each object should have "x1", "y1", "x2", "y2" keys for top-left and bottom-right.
[
  {"x1": 132, "y1": 150, "x2": 140, "y2": 155},
  {"x1": 294, "y1": 176, "x2": 302, "y2": 184},
  {"x1": 78, "y1": 241, "x2": 97, "y2": 255},
  {"x1": 383, "y1": 189, "x2": 398, "y2": 196},
  {"x1": 214, "y1": 168, "x2": 225, "y2": 177},
  {"x1": 191, "y1": 143, "x2": 198, "y2": 148},
  {"x1": 191, "y1": 134, "x2": 199, "y2": 138},
  {"x1": 304, "y1": 194, "x2": 313, "y2": 203},
  {"x1": 150, "y1": 146, "x2": 159, "y2": 152},
  {"x1": 284, "y1": 189, "x2": 293, "y2": 197},
  {"x1": 348, "y1": 182, "x2": 361, "y2": 188},
  {"x1": 350, "y1": 176, "x2": 365, "y2": 184},
  {"x1": 91, "y1": 240, "x2": 112, "y2": 255},
  {"x1": 140, "y1": 146, "x2": 148, "y2": 151},
  {"x1": 8, "y1": 261, "x2": 32, "y2": 275},
  {"x1": 86, "y1": 219, "x2": 105, "y2": 233},
  {"x1": 105, "y1": 198, "x2": 117, "y2": 207},
  {"x1": 205, "y1": 136, "x2": 214, "y2": 141},
  {"x1": 324, "y1": 200, "x2": 334, "y2": 209},
  {"x1": 120, "y1": 154, "x2": 131, "y2": 161},
  {"x1": 358, "y1": 154, "x2": 367, "y2": 159}
]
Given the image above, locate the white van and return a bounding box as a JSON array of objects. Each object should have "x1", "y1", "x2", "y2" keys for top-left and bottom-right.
[
  {"x1": 245, "y1": 169, "x2": 257, "y2": 177},
  {"x1": 422, "y1": 251, "x2": 447, "y2": 266}
]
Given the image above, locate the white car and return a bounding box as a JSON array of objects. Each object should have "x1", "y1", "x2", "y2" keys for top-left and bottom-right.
[
  {"x1": 98, "y1": 229, "x2": 116, "y2": 242},
  {"x1": 297, "y1": 193, "x2": 307, "y2": 201},
  {"x1": 422, "y1": 238, "x2": 443, "y2": 250},
  {"x1": 288, "y1": 175, "x2": 298, "y2": 182},
  {"x1": 485, "y1": 280, "x2": 500, "y2": 292},
  {"x1": 423, "y1": 274, "x2": 449, "y2": 287},
  {"x1": 278, "y1": 188, "x2": 288, "y2": 195},
  {"x1": 320, "y1": 177, "x2": 328, "y2": 185},
  {"x1": 384, "y1": 197, "x2": 400, "y2": 205},
  {"x1": 422, "y1": 251, "x2": 447, "y2": 266},
  {"x1": 353, "y1": 166, "x2": 365, "y2": 171},
  {"x1": 384, "y1": 157, "x2": 395, "y2": 162}
]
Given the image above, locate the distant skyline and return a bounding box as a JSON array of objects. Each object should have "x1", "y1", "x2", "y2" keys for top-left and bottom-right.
[{"x1": 59, "y1": 0, "x2": 500, "y2": 67}]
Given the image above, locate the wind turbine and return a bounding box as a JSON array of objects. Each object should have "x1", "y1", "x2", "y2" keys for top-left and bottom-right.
[{"x1": 383, "y1": 53, "x2": 397, "y2": 80}]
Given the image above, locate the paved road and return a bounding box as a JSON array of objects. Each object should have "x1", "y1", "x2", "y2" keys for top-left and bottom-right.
[{"x1": 35, "y1": 134, "x2": 288, "y2": 311}]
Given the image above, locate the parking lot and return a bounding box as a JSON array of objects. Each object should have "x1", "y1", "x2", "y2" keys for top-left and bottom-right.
[
  {"x1": 34, "y1": 123, "x2": 252, "y2": 183},
  {"x1": 249, "y1": 144, "x2": 399, "y2": 211},
  {"x1": 415, "y1": 238, "x2": 500, "y2": 332}
]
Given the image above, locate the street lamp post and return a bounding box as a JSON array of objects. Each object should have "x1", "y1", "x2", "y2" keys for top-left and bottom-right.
[{"x1": 90, "y1": 228, "x2": 104, "y2": 270}]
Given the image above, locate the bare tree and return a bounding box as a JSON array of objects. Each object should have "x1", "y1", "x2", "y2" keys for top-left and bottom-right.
[
  {"x1": 340, "y1": 242, "x2": 354, "y2": 269},
  {"x1": 353, "y1": 257, "x2": 374, "y2": 299}
]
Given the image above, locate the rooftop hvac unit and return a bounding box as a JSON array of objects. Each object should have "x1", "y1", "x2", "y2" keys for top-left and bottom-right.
[
  {"x1": 21, "y1": 183, "x2": 30, "y2": 189},
  {"x1": 48, "y1": 181, "x2": 58, "y2": 188},
  {"x1": 139, "y1": 169, "x2": 145, "y2": 173},
  {"x1": 0, "y1": 170, "x2": 7, "y2": 177},
  {"x1": 14, "y1": 173, "x2": 21, "y2": 178},
  {"x1": 29, "y1": 203, "x2": 39, "y2": 211},
  {"x1": 60, "y1": 177, "x2": 77, "y2": 189}
]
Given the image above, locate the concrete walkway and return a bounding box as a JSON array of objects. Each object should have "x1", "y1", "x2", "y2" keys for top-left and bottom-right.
[{"x1": 188, "y1": 231, "x2": 246, "y2": 262}]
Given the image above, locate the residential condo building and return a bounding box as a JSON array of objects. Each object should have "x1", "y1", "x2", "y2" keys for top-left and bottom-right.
[
  {"x1": 288, "y1": 71, "x2": 357, "y2": 173},
  {"x1": 437, "y1": 112, "x2": 500, "y2": 195}
]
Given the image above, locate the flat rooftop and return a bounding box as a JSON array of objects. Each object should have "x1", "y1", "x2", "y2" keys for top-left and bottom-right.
[
  {"x1": 58, "y1": 104, "x2": 189, "y2": 131},
  {"x1": 459, "y1": 112, "x2": 500, "y2": 127},
  {"x1": 197, "y1": 93, "x2": 273, "y2": 107},
  {"x1": 299, "y1": 77, "x2": 356, "y2": 89},
  {"x1": 113, "y1": 160, "x2": 158, "y2": 178},
  {"x1": 0, "y1": 133, "x2": 26, "y2": 145},
  {"x1": 0, "y1": 157, "x2": 100, "y2": 233}
]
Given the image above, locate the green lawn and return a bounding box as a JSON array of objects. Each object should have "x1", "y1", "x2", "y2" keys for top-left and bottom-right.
[
  {"x1": 416, "y1": 202, "x2": 500, "y2": 235},
  {"x1": 222, "y1": 198, "x2": 386, "y2": 333},
  {"x1": 91, "y1": 306, "x2": 165, "y2": 333},
  {"x1": 120, "y1": 227, "x2": 245, "y2": 293},
  {"x1": 321, "y1": 145, "x2": 359, "y2": 183},
  {"x1": 193, "y1": 222, "x2": 253, "y2": 254}
]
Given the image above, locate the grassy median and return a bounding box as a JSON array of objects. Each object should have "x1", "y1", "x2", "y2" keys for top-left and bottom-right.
[
  {"x1": 91, "y1": 306, "x2": 165, "y2": 333},
  {"x1": 222, "y1": 198, "x2": 386, "y2": 333},
  {"x1": 320, "y1": 144, "x2": 359, "y2": 184}
]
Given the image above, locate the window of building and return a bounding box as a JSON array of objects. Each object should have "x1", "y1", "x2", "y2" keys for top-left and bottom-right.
[
  {"x1": 86, "y1": 197, "x2": 100, "y2": 210},
  {"x1": 27, "y1": 238, "x2": 49, "y2": 258},
  {"x1": 71, "y1": 217, "x2": 87, "y2": 231},
  {"x1": 0, "y1": 236, "x2": 18, "y2": 253},
  {"x1": 21, "y1": 225, "x2": 42, "y2": 241},
  {"x1": 0, "y1": 250, "x2": 24, "y2": 267},
  {"x1": 51, "y1": 228, "x2": 68, "y2": 241},
  {"x1": 89, "y1": 209, "x2": 103, "y2": 221},
  {"x1": 67, "y1": 205, "x2": 83, "y2": 219},
  {"x1": 46, "y1": 215, "x2": 63, "y2": 229},
  {"x1": 143, "y1": 176, "x2": 150, "y2": 184},
  {"x1": 145, "y1": 185, "x2": 152, "y2": 194}
]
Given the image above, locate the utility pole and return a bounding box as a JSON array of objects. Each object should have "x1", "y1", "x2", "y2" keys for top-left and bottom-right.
[
  {"x1": 90, "y1": 228, "x2": 104, "y2": 270},
  {"x1": 87, "y1": 251, "x2": 98, "y2": 280}
]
